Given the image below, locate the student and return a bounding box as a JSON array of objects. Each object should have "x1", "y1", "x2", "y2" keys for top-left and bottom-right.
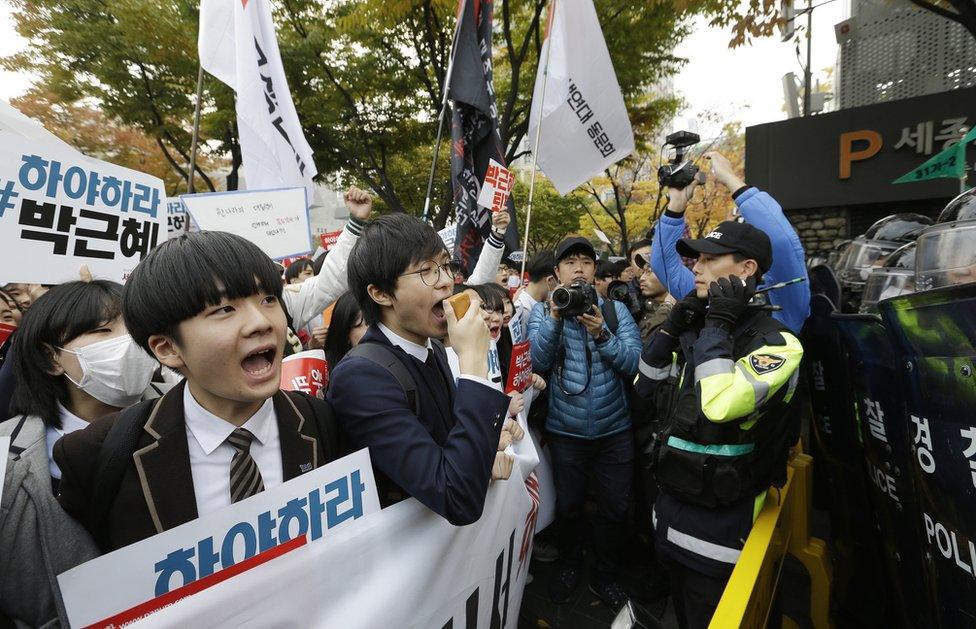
[
  {"x1": 323, "y1": 292, "x2": 367, "y2": 373},
  {"x1": 513, "y1": 251, "x2": 556, "y2": 335},
  {"x1": 284, "y1": 257, "x2": 315, "y2": 285},
  {"x1": 466, "y1": 210, "x2": 511, "y2": 286},
  {"x1": 54, "y1": 231, "x2": 343, "y2": 551},
  {"x1": 0, "y1": 290, "x2": 22, "y2": 327},
  {"x1": 0, "y1": 280, "x2": 161, "y2": 627},
  {"x1": 327, "y1": 214, "x2": 512, "y2": 525}
]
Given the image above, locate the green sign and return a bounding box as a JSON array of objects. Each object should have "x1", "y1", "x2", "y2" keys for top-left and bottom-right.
[{"x1": 894, "y1": 126, "x2": 976, "y2": 184}]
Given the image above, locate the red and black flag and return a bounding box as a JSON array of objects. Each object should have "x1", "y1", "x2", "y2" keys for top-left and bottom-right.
[{"x1": 448, "y1": 0, "x2": 520, "y2": 274}]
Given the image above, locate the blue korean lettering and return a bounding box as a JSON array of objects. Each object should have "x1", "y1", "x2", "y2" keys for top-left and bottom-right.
[
  {"x1": 62, "y1": 166, "x2": 87, "y2": 200},
  {"x1": 257, "y1": 509, "x2": 278, "y2": 553},
  {"x1": 220, "y1": 521, "x2": 258, "y2": 568},
  {"x1": 276, "y1": 497, "x2": 310, "y2": 543},
  {"x1": 100, "y1": 175, "x2": 123, "y2": 207},
  {"x1": 307, "y1": 487, "x2": 327, "y2": 541},
  {"x1": 42, "y1": 160, "x2": 63, "y2": 199},
  {"x1": 0, "y1": 181, "x2": 19, "y2": 218},
  {"x1": 325, "y1": 470, "x2": 366, "y2": 528},
  {"x1": 18, "y1": 155, "x2": 49, "y2": 192},
  {"x1": 84, "y1": 171, "x2": 102, "y2": 205},
  {"x1": 196, "y1": 536, "x2": 222, "y2": 579},
  {"x1": 153, "y1": 546, "x2": 197, "y2": 597}
]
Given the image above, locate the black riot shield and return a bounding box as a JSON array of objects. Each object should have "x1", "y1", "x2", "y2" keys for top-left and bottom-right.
[
  {"x1": 833, "y1": 313, "x2": 931, "y2": 628},
  {"x1": 810, "y1": 264, "x2": 841, "y2": 308},
  {"x1": 880, "y1": 283, "x2": 976, "y2": 628},
  {"x1": 801, "y1": 294, "x2": 888, "y2": 626}
]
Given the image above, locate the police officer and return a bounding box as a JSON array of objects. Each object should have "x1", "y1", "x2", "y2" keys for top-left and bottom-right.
[{"x1": 636, "y1": 220, "x2": 804, "y2": 628}]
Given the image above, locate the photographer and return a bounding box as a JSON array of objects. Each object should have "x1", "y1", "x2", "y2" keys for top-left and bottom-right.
[
  {"x1": 527, "y1": 236, "x2": 642, "y2": 612},
  {"x1": 650, "y1": 151, "x2": 810, "y2": 333}
]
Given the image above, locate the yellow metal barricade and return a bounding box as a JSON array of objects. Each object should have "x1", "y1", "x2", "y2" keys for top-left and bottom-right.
[{"x1": 709, "y1": 453, "x2": 832, "y2": 628}]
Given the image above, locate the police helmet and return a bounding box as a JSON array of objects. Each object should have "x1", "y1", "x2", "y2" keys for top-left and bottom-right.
[
  {"x1": 864, "y1": 213, "x2": 934, "y2": 243},
  {"x1": 936, "y1": 187, "x2": 976, "y2": 224},
  {"x1": 914, "y1": 220, "x2": 976, "y2": 291},
  {"x1": 859, "y1": 242, "x2": 917, "y2": 314},
  {"x1": 836, "y1": 236, "x2": 900, "y2": 287}
]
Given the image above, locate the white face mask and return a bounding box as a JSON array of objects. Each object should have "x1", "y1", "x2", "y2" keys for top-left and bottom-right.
[{"x1": 60, "y1": 335, "x2": 158, "y2": 408}]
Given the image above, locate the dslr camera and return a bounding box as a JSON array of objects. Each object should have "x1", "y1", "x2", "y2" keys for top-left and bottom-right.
[
  {"x1": 607, "y1": 279, "x2": 641, "y2": 316},
  {"x1": 552, "y1": 280, "x2": 598, "y2": 318},
  {"x1": 657, "y1": 130, "x2": 701, "y2": 190}
]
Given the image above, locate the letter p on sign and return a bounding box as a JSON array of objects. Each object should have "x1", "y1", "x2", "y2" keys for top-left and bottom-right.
[{"x1": 839, "y1": 130, "x2": 882, "y2": 179}]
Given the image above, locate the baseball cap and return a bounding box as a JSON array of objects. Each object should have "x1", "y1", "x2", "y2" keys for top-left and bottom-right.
[
  {"x1": 676, "y1": 220, "x2": 773, "y2": 273},
  {"x1": 555, "y1": 236, "x2": 597, "y2": 262}
]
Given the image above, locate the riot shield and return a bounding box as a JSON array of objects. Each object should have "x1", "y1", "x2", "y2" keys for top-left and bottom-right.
[
  {"x1": 880, "y1": 283, "x2": 976, "y2": 627},
  {"x1": 833, "y1": 313, "x2": 931, "y2": 628},
  {"x1": 801, "y1": 294, "x2": 887, "y2": 625},
  {"x1": 809, "y1": 264, "x2": 841, "y2": 308}
]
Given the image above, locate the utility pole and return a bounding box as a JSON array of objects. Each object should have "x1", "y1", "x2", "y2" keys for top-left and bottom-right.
[{"x1": 803, "y1": 0, "x2": 813, "y2": 116}]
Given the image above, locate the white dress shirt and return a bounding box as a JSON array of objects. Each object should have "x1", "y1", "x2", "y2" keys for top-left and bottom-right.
[
  {"x1": 183, "y1": 386, "x2": 283, "y2": 517},
  {"x1": 46, "y1": 403, "x2": 90, "y2": 480},
  {"x1": 377, "y1": 323, "x2": 494, "y2": 389}
]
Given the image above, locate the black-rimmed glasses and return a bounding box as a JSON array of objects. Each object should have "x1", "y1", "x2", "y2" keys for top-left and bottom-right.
[{"x1": 399, "y1": 260, "x2": 462, "y2": 287}]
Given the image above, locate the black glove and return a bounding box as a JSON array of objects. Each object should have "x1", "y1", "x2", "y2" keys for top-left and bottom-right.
[
  {"x1": 705, "y1": 275, "x2": 757, "y2": 329},
  {"x1": 661, "y1": 290, "x2": 707, "y2": 337}
]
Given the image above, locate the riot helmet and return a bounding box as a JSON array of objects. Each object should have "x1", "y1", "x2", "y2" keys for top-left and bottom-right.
[
  {"x1": 915, "y1": 221, "x2": 976, "y2": 291},
  {"x1": 859, "y1": 243, "x2": 917, "y2": 314},
  {"x1": 936, "y1": 187, "x2": 976, "y2": 224},
  {"x1": 864, "y1": 213, "x2": 933, "y2": 243},
  {"x1": 835, "y1": 236, "x2": 900, "y2": 287},
  {"x1": 827, "y1": 240, "x2": 851, "y2": 271}
]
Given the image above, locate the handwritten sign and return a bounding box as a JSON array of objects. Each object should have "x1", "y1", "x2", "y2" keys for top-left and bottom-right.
[
  {"x1": 477, "y1": 159, "x2": 515, "y2": 213},
  {"x1": 181, "y1": 187, "x2": 310, "y2": 260}
]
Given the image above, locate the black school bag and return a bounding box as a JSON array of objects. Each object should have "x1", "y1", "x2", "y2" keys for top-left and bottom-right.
[{"x1": 89, "y1": 390, "x2": 340, "y2": 552}]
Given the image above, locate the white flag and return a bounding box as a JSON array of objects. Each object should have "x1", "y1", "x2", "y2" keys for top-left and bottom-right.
[
  {"x1": 198, "y1": 0, "x2": 317, "y2": 200},
  {"x1": 526, "y1": 0, "x2": 635, "y2": 196}
]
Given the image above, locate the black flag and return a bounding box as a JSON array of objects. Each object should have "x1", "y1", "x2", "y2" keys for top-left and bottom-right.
[{"x1": 449, "y1": 0, "x2": 520, "y2": 274}]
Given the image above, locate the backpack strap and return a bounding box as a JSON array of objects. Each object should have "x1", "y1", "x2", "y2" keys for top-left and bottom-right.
[
  {"x1": 282, "y1": 390, "x2": 342, "y2": 462},
  {"x1": 601, "y1": 299, "x2": 619, "y2": 335},
  {"x1": 90, "y1": 398, "x2": 158, "y2": 552},
  {"x1": 346, "y1": 342, "x2": 420, "y2": 416},
  {"x1": 7, "y1": 415, "x2": 28, "y2": 457}
]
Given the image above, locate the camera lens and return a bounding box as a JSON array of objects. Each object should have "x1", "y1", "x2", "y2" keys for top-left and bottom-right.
[{"x1": 552, "y1": 286, "x2": 574, "y2": 310}]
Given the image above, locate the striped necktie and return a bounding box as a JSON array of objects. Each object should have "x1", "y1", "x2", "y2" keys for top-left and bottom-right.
[{"x1": 227, "y1": 428, "x2": 265, "y2": 503}]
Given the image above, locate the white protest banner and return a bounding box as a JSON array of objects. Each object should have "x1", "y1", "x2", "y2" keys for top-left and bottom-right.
[
  {"x1": 164, "y1": 197, "x2": 190, "y2": 237},
  {"x1": 0, "y1": 131, "x2": 167, "y2": 285},
  {"x1": 124, "y1": 459, "x2": 534, "y2": 629},
  {"x1": 438, "y1": 223, "x2": 458, "y2": 252},
  {"x1": 180, "y1": 187, "x2": 311, "y2": 260},
  {"x1": 476, "y1": 159, "x2": 517, "y2": 213},
  {"x1": 198, "y1": 0, "x2": 318, "y2": 202},
  {"x1": 527, "y1": 0, "x2": 635, "y2": 195},
  {"x1": 58, "y1": 448, "x2": 380, "y2": 629}
]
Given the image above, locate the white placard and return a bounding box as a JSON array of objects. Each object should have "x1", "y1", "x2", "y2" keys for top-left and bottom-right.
[
  {"x1": 0, "y1": 131, "x2": 167, "y2": 284},
  {"x1": 180, "y1": 187, "x2": 311, "y2": 260},
  {"x1": 164, "y1": 197, "x2": 191, "y2": 237},
  {"x1": 476, "y1": 159, "x2": 516, "y2": 213},
  {"x1": 58, "y1": 448, "x2": 380, "y2": 628},
  {"x1": 438, "y1": 223, "x2": 457, "y2": 252}
]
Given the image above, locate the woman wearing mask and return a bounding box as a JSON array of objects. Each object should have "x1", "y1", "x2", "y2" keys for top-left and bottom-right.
[
  {"x1": 323, "y1": 292, "x2": 368, "y2": 373},
  {"x1": 0, "y1": 280, "x2": 161, "y2": 627}
]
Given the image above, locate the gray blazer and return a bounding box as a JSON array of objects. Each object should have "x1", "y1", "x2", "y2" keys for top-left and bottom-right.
[{"x1": 1, "y1": 415, "x2": 100, "y2": 628}]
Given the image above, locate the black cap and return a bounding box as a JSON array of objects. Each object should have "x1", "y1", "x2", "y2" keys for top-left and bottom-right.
[
  {"x1": 555, "y1": 236, "x2": 596, "y2": 262},
  {"x1": 676, "y1": 220, "x2": 773, "y2": 273}
]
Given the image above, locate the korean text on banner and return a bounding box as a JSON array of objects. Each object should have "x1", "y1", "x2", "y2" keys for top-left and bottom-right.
[
  {"x1": 0, "y1": 132, "x2": 167, "y2": 285},
  {"x1": 165, "y1": 197, "x2": 191, "y2": 237},
  {"x1": 181, "y1": 187, "x2": 311, "y2": 260},
  {"x1": 527, "y1": 0, "x2": 635, "y2": 195},
  {"x1": 477, "y1": 159, "x2": 516, "y2": 213},
  {"x1": 57, "y1": 449, "x2": 380, "y2": 629},
  {"x1": 438, "y1": 224, "x2": 457, "y2": 253},
  {"x1": 505, "y1": 341, "x2": 533, "y2": 394},
  {"x1": 318, "y1": 229, "x2": 342, "y2": 251},
  {"x1": 280, "y1": 349, "x2": 328, "y2": 399}
]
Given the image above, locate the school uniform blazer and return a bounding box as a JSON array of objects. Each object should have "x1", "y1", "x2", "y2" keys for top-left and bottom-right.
[
  {"x1": 53, "y1": 380, "x2": 336, "y2": 552},
  {"x1": 327, "y1": 326, "x2": 510, "y2": 526}
]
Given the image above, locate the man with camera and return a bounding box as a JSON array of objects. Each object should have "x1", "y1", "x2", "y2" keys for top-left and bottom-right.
[
  {"x1": 527, "y1": 236, "x2": 642, "y2": 611},
  {"x1": 636, "y1": 222, "x2": 804, "y2": 628},
  {"x1": 651, "y1": 147, "x2": 810, "y2": 334}
]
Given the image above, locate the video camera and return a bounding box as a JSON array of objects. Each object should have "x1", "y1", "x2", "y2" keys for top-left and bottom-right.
[
  {"x1": 552, "y1": 280, "x2": 598, "y2": 318},
  {"x1": 657, "y1": 130, "x2": 701, "y2": 190}
]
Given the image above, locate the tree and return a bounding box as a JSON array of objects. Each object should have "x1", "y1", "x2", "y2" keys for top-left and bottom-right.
[
  {"x1": 5, "y1": 0, "x2": 714, "y2": 221},
  {"x1": 513, "y1": 177, "x2": 582, "y2": 254},
  {"x1": 904, "y1": 0, "x2": 976, "y2": 40},
  {"x1": 10, "y1": 87, "x2": 228, "y2": 195}
]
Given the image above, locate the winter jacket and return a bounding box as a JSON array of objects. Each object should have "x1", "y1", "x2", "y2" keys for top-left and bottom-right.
[
  {"x1": 650, "y1": 187, "x2": 810, "y2": 333},
  {"x1": 466, "y1": 231, "x2": 505, "y2": 286},
  {"x1": 528, "y1": 297, "x2": 641, "y2": 438},
  {"x1": 0, "y1": 415, "x2": 99, "y2": 628}
]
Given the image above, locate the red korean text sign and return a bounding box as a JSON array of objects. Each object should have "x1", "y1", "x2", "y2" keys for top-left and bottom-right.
[
  {"x1": 505, "y1": 341, "x2": 533, "y2": 394},
  {"x1": 477, "y1": 159, "x2": 516, "y2": 213},
  {"x1": 280, "y1": 349, "x2": 329, "y2": 398}
]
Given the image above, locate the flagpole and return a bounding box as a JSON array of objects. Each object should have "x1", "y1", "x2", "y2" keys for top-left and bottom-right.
[
  {"x1": 422, "y1": 0, "x2": 468, "y2": 224},
  {"x1": 520, "y1": 0, "x2": 556, "y2": 280},
  {"x1": 187, "y1": 63, "x2": 205, "y2": 194}
]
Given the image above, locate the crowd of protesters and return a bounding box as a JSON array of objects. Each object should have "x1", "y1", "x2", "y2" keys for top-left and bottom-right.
[{"x1": 2, "y1": 149, "x2": 975, "y2": 629}]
